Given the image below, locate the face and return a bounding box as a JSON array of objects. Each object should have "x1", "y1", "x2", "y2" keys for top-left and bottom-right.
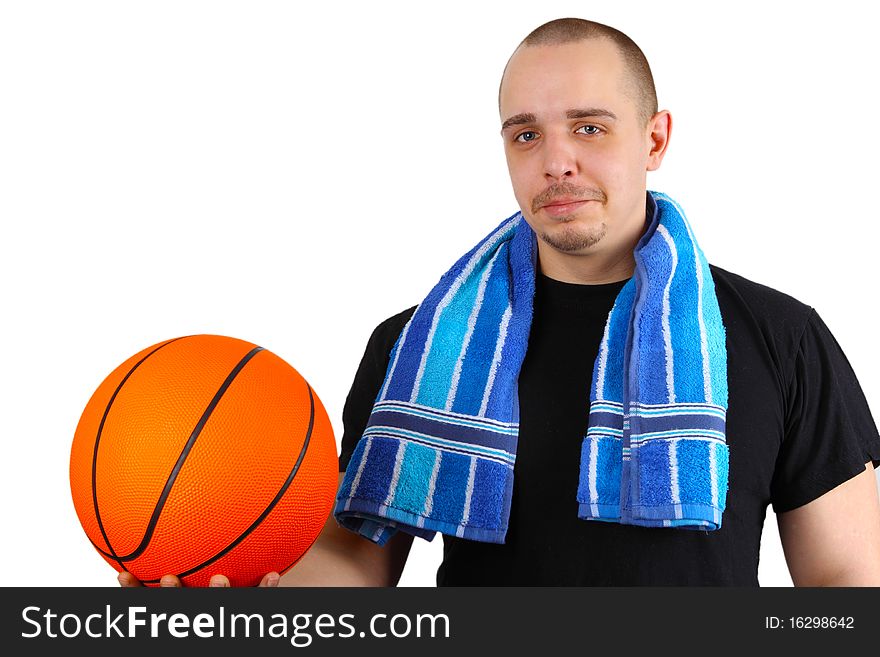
[{"x1": 499, "y1": 39, "x2": 669, "y2": 261}]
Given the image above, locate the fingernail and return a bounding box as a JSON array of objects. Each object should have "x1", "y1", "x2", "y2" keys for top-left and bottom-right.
[
  {"x1": 209, "y1": 577, "x2": 228, "y2": 588},
  {"x1": 117, "y1": 572, "x2": 130, "y2": 587},
  {"x1": 160, "y1": 575, "x2": 179, "y2": 588},
  {"x1": 267, "y1": 573, "x2": 280, "y2": 587}
]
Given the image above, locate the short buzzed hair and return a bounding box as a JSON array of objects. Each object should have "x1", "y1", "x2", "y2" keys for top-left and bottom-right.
[{"x1": 499, "y1": 18, "x2": 658, "y2": 130}]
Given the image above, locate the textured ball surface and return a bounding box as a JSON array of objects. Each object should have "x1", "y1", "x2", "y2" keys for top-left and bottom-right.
[{"x1": 69, "y1": 335, "x2": 338, "y2": 587}]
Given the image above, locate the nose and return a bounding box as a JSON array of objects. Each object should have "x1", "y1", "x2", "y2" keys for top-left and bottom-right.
[{"x1": 542, "y1": 131, "x2": 579, "y2": 181}]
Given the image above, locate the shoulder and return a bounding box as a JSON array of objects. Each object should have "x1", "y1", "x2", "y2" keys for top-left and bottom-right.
[
  {"x1": 708, "y1": 263, "x2": 817, "y2": 388},
  {"x1": 708, "y1": 263, "x2": 813, "y2": 321},
  {"x1": 708, "y1": 263, "x2": 815, "y2": 339},
  {"x1": 365, "y1": 305, "x2": 418, "y2": 360},
  {"x1": 373, "y1": 305, "x2": 417, "y2": 340}
]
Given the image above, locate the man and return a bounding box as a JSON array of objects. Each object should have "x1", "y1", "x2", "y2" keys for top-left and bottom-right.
[{"x1": 121, "y1": 17, "x2": 880, "y2": 587}]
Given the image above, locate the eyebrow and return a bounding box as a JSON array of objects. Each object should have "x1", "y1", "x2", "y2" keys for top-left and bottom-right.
[{"x1": 500, "y1": 108, "x2": 618, "y2": 133}]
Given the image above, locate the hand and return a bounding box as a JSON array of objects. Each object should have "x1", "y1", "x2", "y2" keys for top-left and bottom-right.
[{"x1": 117, "y1": 571, "x2": 281, "y2": 587}]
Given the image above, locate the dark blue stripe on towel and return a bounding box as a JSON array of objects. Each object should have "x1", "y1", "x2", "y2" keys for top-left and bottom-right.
[
  {"x1": 354, "y1": 437, "x2": 400, "y2": 503},
  {"x1": 366, "y1": 408, "x2": 518, "y2": 453},
  {"x1": 634, "y1": 412, "x2": 725, "y2": 435},
  {"x1": 466, "y1": 458, "x2": 507, "y2": 532},
  {"x1": 432, "y1": 452, "x2": 472, "y2": 526}
]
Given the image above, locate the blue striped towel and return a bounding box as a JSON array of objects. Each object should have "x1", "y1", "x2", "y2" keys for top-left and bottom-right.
[{"x1": 334, "y1": 190, "x2": 729, "y2": 545}]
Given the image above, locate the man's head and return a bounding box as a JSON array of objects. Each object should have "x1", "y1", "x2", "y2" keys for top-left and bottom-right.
[{"x1": 498, "y1": 18, "x2": 671, "y2": 281}]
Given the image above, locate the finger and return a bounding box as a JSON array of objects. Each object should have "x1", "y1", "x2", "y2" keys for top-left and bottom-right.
[
  {"x1": 160, "y1": 574, "x2": 182, "y2": 588},
  {"x1": 117, "y1": 571, "x2": 143, "y2": 588},
  {"x1": 259, "y1": 572, "x2": 280, "y2": 588},
  {"x1": 209, "y1": 574, "x2": 230, "y2": 588}
]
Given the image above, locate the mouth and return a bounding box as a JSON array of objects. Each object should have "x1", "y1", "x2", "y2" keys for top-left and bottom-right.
[{"x1": 541, "y1": 200, "x2": 592, "y2": 217}]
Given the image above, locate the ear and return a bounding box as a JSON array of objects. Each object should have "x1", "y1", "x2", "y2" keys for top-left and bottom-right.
[{"x1": 645, "y1": 110, "x2": 672, "y2": 172}]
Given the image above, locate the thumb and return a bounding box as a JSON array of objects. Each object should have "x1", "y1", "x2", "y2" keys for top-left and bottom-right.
[
  {"x1": 259, "y1": 572, "x2": 281, "y2": 587},
  {"x1": 117, "y1": 571, "x2": 144, "y2": 588},
  {"x1": 209, "y1": 574, "x2": 231, "y2": 588}
]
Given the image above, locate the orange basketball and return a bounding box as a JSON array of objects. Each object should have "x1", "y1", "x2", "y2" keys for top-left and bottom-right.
[{"x1": 69, "y1": 334, "x2": 338, "y2": 587}]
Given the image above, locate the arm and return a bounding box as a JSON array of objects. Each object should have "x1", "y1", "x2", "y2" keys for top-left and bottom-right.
[
  {"x1": 777, "y1": 462, "x2": 880, "y2": 586},
  {"x1": 277, "y1": 472, "x2": 414, "y2": 586}
]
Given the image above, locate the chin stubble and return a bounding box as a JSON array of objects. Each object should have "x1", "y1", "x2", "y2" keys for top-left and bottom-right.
[{"x1": 538, "y1": 221, "x2": 607, "y2": 253}]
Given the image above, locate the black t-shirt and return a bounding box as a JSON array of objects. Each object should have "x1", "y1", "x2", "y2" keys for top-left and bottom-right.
[{"x1": 338, "y1": 264, "x2": 880, "y2": 586}]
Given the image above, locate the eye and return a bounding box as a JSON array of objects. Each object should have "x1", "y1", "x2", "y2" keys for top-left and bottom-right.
[
  {"x1": 514, "y1": 130, "x2": 538, "y2": 143},
  {"x1": 577, "y1": 125, "x2": 602, "y2": 135}
]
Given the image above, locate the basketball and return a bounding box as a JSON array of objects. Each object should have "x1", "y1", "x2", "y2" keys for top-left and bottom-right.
[{"x1": 69, "y1": 334, "x2": 338, "y2": 587}]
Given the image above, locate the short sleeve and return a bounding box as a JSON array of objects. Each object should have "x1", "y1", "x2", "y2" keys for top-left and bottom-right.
[
  {"x1": 338, "y1": 306, "x2": 416, "y2": 472},
  {"x1": 770, "y1": 308, "x2": 880, "y2": 514}
]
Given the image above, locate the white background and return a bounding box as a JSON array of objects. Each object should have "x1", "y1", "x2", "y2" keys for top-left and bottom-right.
[{"x1": 1, "y1": 0, "x2": 877, "y2": 587}]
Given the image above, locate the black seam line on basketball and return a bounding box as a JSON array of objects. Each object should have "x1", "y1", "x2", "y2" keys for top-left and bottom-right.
[
  {"x1": 140, "y1": 382, "x2": 316, "y2": 585},
  {"x1": 90, "y1": 336, "x2": 189, "y2": 573},
  {"x1": 97, "y1": 345, "x2": 266, "y2": 563}
]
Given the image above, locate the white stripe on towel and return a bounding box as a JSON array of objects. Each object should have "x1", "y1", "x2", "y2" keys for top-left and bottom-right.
[
  {"x1": 709, "y1": 441, "x2": 718, "y2": 509},
  {"x1": 589, "y1": 432, "x2": 599, "y2": 504},
  {"x1": 668, "y1": 439, "x2": 681, "y2": 517},
  {"x1": 666, "y1": 194, "x2": 713, "y2": 404},
  {"x1": 595, "y1": 309, "x2": 614, "y2": 400},
  {"x1": 379, "y1": 317, "x2": 415, "y2": 402},
  {"x1": 383, "y1": 441, "x2": 406, "y2": 507},
  {"x1": 418, "y1": 450, "x2": 443, "y2": 528},
  {"x1": 345, "y1": 437, "x2": 374, "y2": 511},
  {"x1": 478, "y1": 305, "x2": 513, "y2": 417},
  {"x1": 456, "y1": 456, "x2": 478, "y2": 537},
  {"x1": 656, "y1": 224, "x2": 678, "y2": 403}
]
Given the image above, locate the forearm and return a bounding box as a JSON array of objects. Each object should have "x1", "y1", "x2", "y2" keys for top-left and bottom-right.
[
  {"x1": 276, "y1": 517, "x2": 414, "y2": 587},
  {"x1": 811, "y1": 564, "x2": 880, "y2": 587},
  {"x1": 277, "y1": 471, "x2": 414, "y2": 587},
  {"x1": 278, "y1": 539, "x2": 392, "y2": 587}
]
